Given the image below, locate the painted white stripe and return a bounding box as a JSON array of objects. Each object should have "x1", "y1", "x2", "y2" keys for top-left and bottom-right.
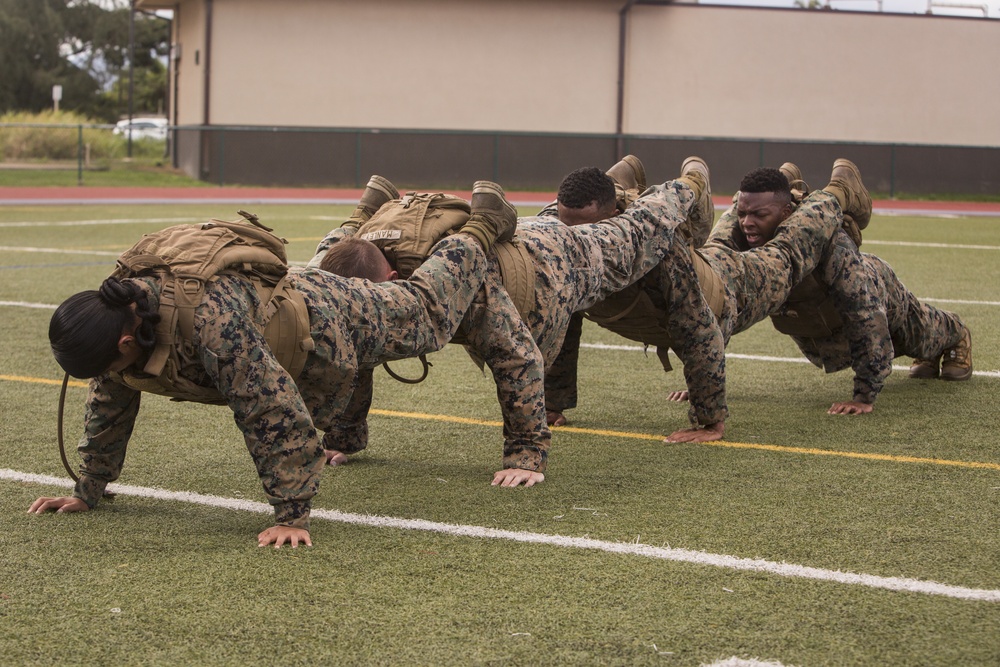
[
  {"x1": 0, "y1": 245, "x2": 119, "y2": 256},
  {"x1": 0, "y1": 217, "x2": 201, "y2": 228},
  {"x1": 919, "y1": 297, "x2": 1000, "y2": 307},
  {"x1": 0, "y1": 300, "x2": 56, "y2": 310},
  {"x1": 580, "y1": 343, "x2": 1000, "y2": 378},
  {"x1": 703, "y1": 659, "x2": 792, "y2": 667},
  {"x1": 864, "y1": 239, "x2": 1000, "y2": 251},
  {"x1": 6, "y1": 468, "x2": 998, "y2": 602}
]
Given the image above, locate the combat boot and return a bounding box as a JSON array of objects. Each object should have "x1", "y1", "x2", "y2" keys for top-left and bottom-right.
[
  {"x1": 606, "y1": 155, "x2": 647, "y2": 193},
  {"x1": 460, "y1": 181, "x2": 518, "y2": 253},
  {"x1": 779, "y1": 162, "x2": 810, "y2": 198},
  {"x1": 677, "y1": 156, "x2": 713, "y2": 247},
  {"x1": 841, "y1": 214, "x2": 863, "y2": 248},
  {"x1": 909, "y1": 356, "x2": 940, "y2": 379},
  {"x1": 343, "y1": 175, "x2": 399, "y2": 229},
  {"x1": 940, "y1": 326, "x2": 973, "y2": 381},
  {"x1": 823, "y1": 158, "x2": 872, "y2": 230}
]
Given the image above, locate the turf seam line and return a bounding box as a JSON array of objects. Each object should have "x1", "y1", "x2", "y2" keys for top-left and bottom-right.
[{"x1": 5, "y1": 468, "x2": 998, "y2": 603}]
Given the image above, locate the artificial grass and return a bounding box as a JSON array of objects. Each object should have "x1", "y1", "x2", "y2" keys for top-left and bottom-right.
[{"x1": 1, "y1": 205, "x2": 998, "y2": 665}]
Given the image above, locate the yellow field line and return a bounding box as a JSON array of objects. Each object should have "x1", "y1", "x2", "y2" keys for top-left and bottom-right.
[
  {"x1": 0, "y1": 374, "x2": 88, "y2": 388},
  {"x1": 369, "y1": 408, "x2": 1000, "y2": 472},
  {"x1": 6, "y1": 374, "x2": 997, "y2": 472}
]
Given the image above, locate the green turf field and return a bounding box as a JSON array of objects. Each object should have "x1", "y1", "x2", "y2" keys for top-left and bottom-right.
[{"x1": 1, "y1": 203, "x2": 997, "y2": 666}]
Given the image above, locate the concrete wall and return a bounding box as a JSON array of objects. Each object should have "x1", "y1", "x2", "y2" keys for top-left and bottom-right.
[{"x1": 140, "y1": 0, "x2": 999, "y2": 193}]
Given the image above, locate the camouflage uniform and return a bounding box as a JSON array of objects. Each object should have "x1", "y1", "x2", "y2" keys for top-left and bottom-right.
[
  {"x1": 315, "y1": 182, "x2": 702, "y2": 472},
  {"x1": 72, "y1": 236, "x2": 489, "y2": 531},
  {"x1": 709, "y1": 197, "x2": 965, "y2": 404},
  {"x1": 546, "y1": 190, "x2": 844, "y2": 425}
]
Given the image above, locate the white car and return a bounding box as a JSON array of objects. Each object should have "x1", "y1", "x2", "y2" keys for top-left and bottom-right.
[{"x1": 113, "y1": 117, "x2": 168, "y2": 141}]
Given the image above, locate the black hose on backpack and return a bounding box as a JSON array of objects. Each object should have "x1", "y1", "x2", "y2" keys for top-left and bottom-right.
[
  {"x1": 58, "y1": 372, "x2": 114, "y2": 499},
  {"x1": 381, "y1": 355, "x2": 432, "y2": 384},
  {"x1": 57, "y1": 372, "x2": 78, "y2": 483}
]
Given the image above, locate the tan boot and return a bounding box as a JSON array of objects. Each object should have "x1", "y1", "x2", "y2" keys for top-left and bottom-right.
[
  {"x1": 677, "y1": 156, "x2": 713, "y2": 247},
  {"x1": 842, "y1": 214, "x2": 863, "y2": 248},
  {"x1": 344, "y1": 175, "x2": 399, "y2": 229},
  {"x1": 606, "y1": 155, "x2": 647, "y2": 193},
  {"x1": 461, "y1": 181, "x2": 518, "y2": 252},
  {"x1": 779, "y1": 162, "x2": 810, "y2": 199},
  {"x1": 940, "y1": 327, "x2": 973, "y2": 381},
  {"x1": 824, "y1": 159, "x2": 872, "y2": 230},
  {"x1": 909, "y1": 357, "x2": 940, "y2": 379}
]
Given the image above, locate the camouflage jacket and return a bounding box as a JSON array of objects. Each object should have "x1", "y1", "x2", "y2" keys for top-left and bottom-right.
[
  {"x1": 547, "y1": 190, "x2": 844, "y2": 422},
  {"x1": 707, "y1": 194, "x2": 893, "y2": 403},
  {"x1": 316, "y1": 181, "x2": 702, "y2": 466},
  {"x1": 73, "y1": 236, "x2": 487, "y2": 530}
]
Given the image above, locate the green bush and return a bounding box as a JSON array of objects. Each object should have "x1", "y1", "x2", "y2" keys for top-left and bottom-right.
[{"x1": 0, "y1": 109, "x2": 164, "y2": 162}]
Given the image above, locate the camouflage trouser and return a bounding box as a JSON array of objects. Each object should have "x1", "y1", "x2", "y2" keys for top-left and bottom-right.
[
  {"x1": 544, "y1": 312, "x2": 583, "y2": 412},
  {"x1": 703, "y1": 190, "x2": 843, "y2": 340},
  {"x1": 462, "y1": 180, "x2": 699, "y2": 469},
  {"x1": 793, "y1": 252, "x2": 966, "y2": 363},
  {"x1": 520, "y1": 180, "x2": 697, "y2": 366},
  {"x1": 866, "y1": 254, "x2": 964, "y2": 360},
  {"x1": 294, "y1": 235, "x2": 488, "y2": 450}
]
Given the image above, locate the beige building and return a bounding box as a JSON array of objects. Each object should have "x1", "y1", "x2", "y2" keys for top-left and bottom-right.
[{"x1": 139, "y1": 0, "x2": 999, "y2": 194}]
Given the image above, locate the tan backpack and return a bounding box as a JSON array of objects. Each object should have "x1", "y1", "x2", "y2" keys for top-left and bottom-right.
[
  {"x1": 110, "y1": 211, "x2": 314, "y2": 403},
  {"x1": 353, "y1": 192, "x2": 536, "y2": 382},
  {"x1": 355, "y1": 191, "x2": 536, "y2": 319},
  {"x1": 358, "y1": 192, "x2": 472, "y2": 279}
]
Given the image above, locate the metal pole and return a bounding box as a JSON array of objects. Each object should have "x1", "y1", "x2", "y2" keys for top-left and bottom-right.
[
  {"x1": 127, "y1": 0, "x2": 136, "y2": 159},
  {"x1": 77, "y1": 125, "x2": 83, "y2": 185},
  {"x1": 615, "y1": 1, "x2": 636, "y2": 160}
]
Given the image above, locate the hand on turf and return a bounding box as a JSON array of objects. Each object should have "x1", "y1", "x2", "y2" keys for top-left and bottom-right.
[
  {"x1": 828, "y1": 400, "x2": 873, "y2": 415},
  {"x1": 28, "y1": 496, "x2": 89, "y2": 514},
  {"x1": 258, "y1": 526, "x2": 312, "y2": 549},
  {"x1": 664, "y1": 422, "x2": 725, "y2": 443},
  {"x1": 666, "y1": 390, "x2": 689, "y2": 403},
  {"x1": 492, "y1": 469, "x2": 545, "y2": 487},
  {"x1": 324, "y1": 449, "x2": 348, "y2": 466},
  {"x1": 546, "y1": 410, "x2": 567, "y2": 427}
]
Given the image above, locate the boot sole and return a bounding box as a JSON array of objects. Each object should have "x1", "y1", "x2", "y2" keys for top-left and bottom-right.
[
  {"x1": 367, "y1": 175, "x2": 400, "y2": 201},
  {"x1": 471, "y1": 180, "x2": 517, "y2": 241},
  {"x1": 622, "y1": 155, "x2": 647, "y2": 192}
]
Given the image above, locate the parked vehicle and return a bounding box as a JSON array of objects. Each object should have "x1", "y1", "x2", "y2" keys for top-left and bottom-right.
[{"x1": 113, "y1": 117, "x2": 168, "y2": 141}]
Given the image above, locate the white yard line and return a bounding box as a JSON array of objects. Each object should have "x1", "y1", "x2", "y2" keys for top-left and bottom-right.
[
  {"x1": 5, "y1": 468, "x2": 999, "y2": 603},
  {"x1": 580, "y1": 344, "x2": 1000, "y2": 378},
  {"x1": 0, "y1": 300, "x2": 57, "y2": 309},
  {"x1": 863, "y1": 239, "x2": 1000, "y2": 251},
  {"x1": 0, "y1": 245, "x2": 120, "y2": 256},
  {"x1": 0, "y1": 217, "x2": 202, "y2": 228}
]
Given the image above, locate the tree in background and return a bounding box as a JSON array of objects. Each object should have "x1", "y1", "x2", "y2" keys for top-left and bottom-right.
[{"x1": 0, "y1": 0, "x2": 169, "y2": 122}]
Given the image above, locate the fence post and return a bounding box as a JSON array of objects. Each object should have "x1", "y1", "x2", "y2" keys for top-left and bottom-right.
[
  {"x1": 355, "y1": 131, "x2": 362, "y2": 188},
  {"x1": 889, "y1": 144, "x2": 896, "y2": 199},
  {"x1": 493, "y1": 134, "x2": 500, "y2": 182},
  {"x1": 77, "y1": 125, "x2": 84, "y2": 186},
  {"x1": 218, "y1": 128, "x2": 225, "y2": 186}
]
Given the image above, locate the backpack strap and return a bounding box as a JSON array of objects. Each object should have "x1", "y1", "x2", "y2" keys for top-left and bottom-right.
[
  {"x1": 492, "y1": 239, "x2": 536, "y2": 322},
  {"x1": 690, "y1": 249, "x2": 726, "y2": 320}
]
